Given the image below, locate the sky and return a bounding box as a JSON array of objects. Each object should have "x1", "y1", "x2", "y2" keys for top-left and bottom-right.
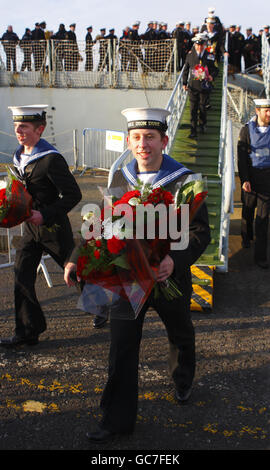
[{"x1": 0, "y1": 0, "x2": 269, "y2": 40}]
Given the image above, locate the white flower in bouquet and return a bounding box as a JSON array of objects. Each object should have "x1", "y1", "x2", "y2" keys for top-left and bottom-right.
[{"x1": 0, "y1": 180, "x2": 7, "y2": 190}]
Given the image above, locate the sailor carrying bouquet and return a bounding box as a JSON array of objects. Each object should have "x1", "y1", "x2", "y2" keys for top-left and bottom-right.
[
  {"x1": 0, "y1": 104, "x2": 82, "y2": 348},
  {"x1": 64, "y1": 107, "x2": 211, "y2": 443},
  {"x1": 182, "y1": 33, "x2": 219, "y2": 138}
]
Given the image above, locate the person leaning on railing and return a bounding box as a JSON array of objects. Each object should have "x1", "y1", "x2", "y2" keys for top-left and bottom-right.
[
  {"x1": 119, "y1": 27, "x2": 130, "y2": 71},
  {"x1": 65, "y1": 23, "x2": 82, "y2": 71},
  {"x1": 105, "y1": 28, "x2": 118, "y2": 71},
  {"x1": 31, "y1": 22, "x2": 45, "y2": 71},
  {"x1": 20, "y1": 28, "x2": 32, "y2": 72},
  {"x1": 1, "y1": 25, "x2": 19, "y2": 72},
  {"x1": 156, "y1": 23, "x2": 172, "y2": 72},
  {"x1": 127, "y1": 21, "x2": 145, "y2": 72},
  {"x1": 51, "y1": 24, "x2": 67, "y2": 71},
  {"x1": 85, "y1": 26, "x2": 94, "y2": 71},
  {"x1": 96, "y1": 28, "x2": 108, "y2": 71}
]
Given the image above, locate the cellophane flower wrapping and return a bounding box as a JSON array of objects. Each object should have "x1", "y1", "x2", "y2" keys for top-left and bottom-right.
[
  {"x1": 77, "y1": 174, "x2": 208, "y2": 320},
  {"x1": 192, "y1": 64, "x2": 210, "y2": 81},
  {"x1": 0, "y1": 167, "x2": 32, "y2": 228}
]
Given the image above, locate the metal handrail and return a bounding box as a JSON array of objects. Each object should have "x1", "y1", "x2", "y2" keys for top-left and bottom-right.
[
  {"x1": 261, "y1": 33, "x2": 270, "y2": 99},
  {"x1": 165, "y1": 66, "x2": 187, "y2": 153},
  {"x1": 223, "y1": 120, "x2": 235, "y2": 214},
  {"x1": 218, "y1": 33, "x2": 229, "y2": 177}
]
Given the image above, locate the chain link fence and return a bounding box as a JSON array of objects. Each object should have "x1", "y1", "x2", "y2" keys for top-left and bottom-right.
[{"x1": 0, "y1": 39, "x2": 178, "y2": 89}]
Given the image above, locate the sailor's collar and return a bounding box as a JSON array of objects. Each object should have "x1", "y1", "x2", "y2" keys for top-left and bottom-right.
[
  {"x1": 248, "y1": 116, "x2": 270, "y2": 132},
  {"x1": 13, "y1": 138, "x2": 60, "y2": 175},
  {"x1": 121, "y1": 153, "x2": 192, "y2": 188}
]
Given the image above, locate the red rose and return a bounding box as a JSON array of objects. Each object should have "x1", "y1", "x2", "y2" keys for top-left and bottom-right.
[
  {"x1": 77, "y1": 255, "x2": 88, "y2": 276},
  {"x1": 114, "y1": 190, "x2": 141, "y2": 206},
  {"x1": 94, "y1": 249, "x2": 101, "y2": 259},
  {"x1": 0, "y1": 188, "x2": 7, "y2": 202},
  {"x1": 95, "y1": 239, "x2": 102, "y2": 247},
  {"x1": 107, "y1": 236, "x2": 126, "y2": 254},
  {"x1": 146, "y1": 188, "x2": 173, "y2": 206}
]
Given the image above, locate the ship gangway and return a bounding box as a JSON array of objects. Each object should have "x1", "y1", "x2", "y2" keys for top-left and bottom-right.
[{"x1": 108, "y1": 51, "x2": 234, "y2": 313}]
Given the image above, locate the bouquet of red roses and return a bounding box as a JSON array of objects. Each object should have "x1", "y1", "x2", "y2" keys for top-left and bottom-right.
[
  {"x1": 77, "y1": 176, "x2": 208, "y2": 319},
  {"x1": 0, "y1": 168, "x2": 32, "y2": 228},
  {"x1": 192, "y1": 64, "x2": 210, "y2": 81}
]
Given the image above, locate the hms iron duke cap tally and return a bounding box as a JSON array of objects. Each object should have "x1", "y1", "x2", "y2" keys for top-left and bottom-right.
[
  {"x1": 254, "y1": 99, "x2": 270, "y2": 108},
  {"x1": 8, "y1": 104, "x2": 48, "y2": 122},
  {"x1": 121, "y1": 107, "x2": 171, "y2": 132}
]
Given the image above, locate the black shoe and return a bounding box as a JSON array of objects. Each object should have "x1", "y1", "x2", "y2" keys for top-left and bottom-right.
[
  {"x1": 86, "y1": 428, "x2": 117, "y2": 443},
  {"x1": 93, "y1": 315, "x2": 108, "y2": 329},
  {"x1": 175, "y1": 387, "x2": 192, "y2": 404},
  {"x1": 255, "y1": 260, "x2": 269, "y2": 269},
  {"x1": 0, "y1": 334, "x2": 39, "y2": 348}
]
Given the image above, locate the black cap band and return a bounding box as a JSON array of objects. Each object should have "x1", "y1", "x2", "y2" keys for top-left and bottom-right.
[
  {"x1": 13, "y1": 111, "x2": 46, "y2": 122},
  {"x1": 127, "y1": 119, "x2": 168, "y2": 132}
]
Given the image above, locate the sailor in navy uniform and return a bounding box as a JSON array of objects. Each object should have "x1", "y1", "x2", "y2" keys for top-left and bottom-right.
[
  {"x1": 204, "y1": 17, "x2": 225, "y2": 63},
  {"x1": 201, "y1": 8, "x2": 223, "y2": 37},
  {"x1": 243, "y1": 28, "x2": 259, "y2": 70},
  {"x1": 64, "y1": 108, "x2": 210, "y2": 443},
  {"x1": 182, "y1": 33, "x2": 219, "y2": 138},
  {"x1": 127, "y1": 21, "x2": 144, "y2": 71},
  {"x1": 228, "y1": 24, "x2": 245, "y2": 73},
  {"x1": 237, "y1": 99, "x2": 270, "y2": 267},
  {"x1": 85, "y1": 26, "x2": 94, "y2": 71},
  {"x1": 0, "y1": 105, "x2": 82, "y2": 347}
]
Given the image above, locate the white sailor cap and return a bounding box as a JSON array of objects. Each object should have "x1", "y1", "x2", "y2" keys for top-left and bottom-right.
[
  {"x1": 192, "y1": 33, "x2": 208, "y2": 43},
  {"x1": 8, "y1": 104, "x2": 48, "y2": 122},
  {"x1": 254, "y1": 99, "x2": 270, "y2": 108},
  {"x1": 208, "y1": 7, "x2": 215, "y2": 13},
  {"x1": 121, "y1": 107, "x2": 171, "y2": 132},
  {"x1": 132, "y1": 21, "x2": 140, "y2": 26},
  {"x1": 207, "y1": 17, "x2": 216, "y2": 24}
]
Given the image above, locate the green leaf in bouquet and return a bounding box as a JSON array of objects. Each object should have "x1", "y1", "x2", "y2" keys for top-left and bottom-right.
[
  {"x1": 176, "y1": 179, "x2": 205, "y2": 206},
  {"x1": 109, "y1": 253, "x2": 130, "y2": 270}
]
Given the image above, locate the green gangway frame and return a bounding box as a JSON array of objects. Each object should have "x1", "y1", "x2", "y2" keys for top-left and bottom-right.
[{"x1": 170, "y1": 64, "x2": 226, "y2": 311}]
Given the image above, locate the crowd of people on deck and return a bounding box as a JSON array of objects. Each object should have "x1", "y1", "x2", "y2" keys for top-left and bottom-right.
[{"x1": 1, "y1": 8, "x2": 269, "y2": 72}]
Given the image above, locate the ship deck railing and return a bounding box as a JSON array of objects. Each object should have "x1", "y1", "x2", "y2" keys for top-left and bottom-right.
[{"x1": 0, "y1": 38, "x2": 181, "y2": 90}]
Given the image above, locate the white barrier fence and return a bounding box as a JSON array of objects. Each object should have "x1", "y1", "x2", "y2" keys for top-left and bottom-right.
[
  {"x1": 81, "y1": 128, "x2": 129, "y2": 173},
  {"x1": 0, "y1": 221, "x2": 52, "y2": 287}
]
